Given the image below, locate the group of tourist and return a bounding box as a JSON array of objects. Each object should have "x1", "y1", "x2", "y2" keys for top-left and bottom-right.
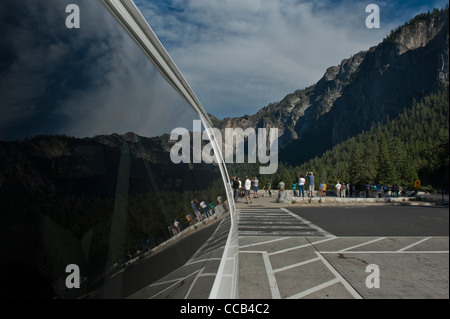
[
  {"x1": 294, "y1": 172, "x2": 317, "y2": 198},
  {"x1": 291, "y1": 172, "x2": 408, "y2": 198},
  {"x1": 231, "y1": 176, "x2": 260, "y2": 204},
  {"x1": 292, "y1": 172, "x2": 412, "y2": 198},
  {"x1": 166, "y1": 198, "x2": 219, "y2": 239},
  {"x1": 190, "y1": 199, "x2": 214, "y2": 222},
  {"x1": 230, "y1": 171, "x2": 410, "y2": 203},
  {"x1": 364, "y1": 183, "x2": 407, "y2": 197}
]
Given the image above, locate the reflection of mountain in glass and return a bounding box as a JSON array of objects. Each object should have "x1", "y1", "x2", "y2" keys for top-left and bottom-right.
[
  {"x1": 0, "y1": 133, "x2": 220, "y2": 195},
  {"x1": 0, "y1": 133, "x2": 226, "y2": 298}
]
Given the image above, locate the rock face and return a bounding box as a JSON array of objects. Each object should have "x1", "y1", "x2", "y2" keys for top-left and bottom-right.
[{"x1": 213, "y1": 7, "x2": 449, "y2": 166}]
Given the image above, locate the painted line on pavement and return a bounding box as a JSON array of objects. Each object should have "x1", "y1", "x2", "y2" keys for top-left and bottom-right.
[
  {"x1": 315, "y1": 252, "x2": 363, "y2": 299},
  {"x1": 287, "y1": 278, "x2": 341, "y2": 299},
  {"x1": 262, "y1": 251, "x2": 281, "y2": 299},
  {"x1": 397, "y1": 237, "x2": 432, "y2": 252},
  {"x1": 337, "y1": 237, "x2": 386, "y2": 253},
  {"x1": 240, "y1": 237, "x2": 292, "y2": 249},
  {"x1": 320, "y1": 250, "x2": 449, "y2": 254},
  {"x1": 273, "y1": 257, "x2": 321, "y2": 274},
  {"x1": 269, "y1": 237, "x2": 338, "y2": 256}
]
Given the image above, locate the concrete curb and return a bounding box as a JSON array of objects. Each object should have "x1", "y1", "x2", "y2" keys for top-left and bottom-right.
[
  {"x1": 290, "y1": 196, "x2": 415, "y2": 203},
  {"x1": 286, "y1": 196, "x2": 447, "y2": 207}
]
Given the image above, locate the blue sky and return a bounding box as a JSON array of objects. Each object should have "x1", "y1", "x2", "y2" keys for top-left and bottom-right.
[
  {"x1": 0, "y1": 0, "x2": 447, "y2": 141},
  {"x1": 134, "y1": 0, "x2": 449, "y2": 119}
]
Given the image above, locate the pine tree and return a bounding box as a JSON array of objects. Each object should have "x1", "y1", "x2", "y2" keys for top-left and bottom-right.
[{"x1": 376, "y1": 135, "x2": 394, "y2": 184}]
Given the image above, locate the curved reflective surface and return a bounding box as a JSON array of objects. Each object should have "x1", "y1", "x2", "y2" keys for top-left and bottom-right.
[{"x1": 0, "y1": 0, "x2": 235, "y2": 299}]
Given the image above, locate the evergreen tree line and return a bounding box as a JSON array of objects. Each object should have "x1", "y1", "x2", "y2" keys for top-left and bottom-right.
[{"x1": 227, "y1": 87, "x2": 449, "y2": 191}]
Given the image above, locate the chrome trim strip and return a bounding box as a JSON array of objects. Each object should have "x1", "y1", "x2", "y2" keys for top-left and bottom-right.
[{"x1": 99, "y1": 0, "x2": 238, "y2": 299}]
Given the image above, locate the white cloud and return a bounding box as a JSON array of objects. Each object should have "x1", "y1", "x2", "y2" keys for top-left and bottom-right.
[{"x1": 135, "y1": 0, "x2": 401, "y2": 119}]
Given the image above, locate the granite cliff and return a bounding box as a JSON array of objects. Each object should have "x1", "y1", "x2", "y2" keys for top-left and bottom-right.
[{"x1": 213, "y1": 7, "x2": 449, "y2": 165}]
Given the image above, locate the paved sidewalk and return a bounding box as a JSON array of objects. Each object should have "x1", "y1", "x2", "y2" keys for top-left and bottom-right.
[{"x1": 234, "y1": 191, "x2": 449, "y2": 299}]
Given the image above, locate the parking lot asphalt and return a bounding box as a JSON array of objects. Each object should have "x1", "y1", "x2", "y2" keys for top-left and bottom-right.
[{"x1": 234, "y1": 192, "x2": 448, "y2": 299}]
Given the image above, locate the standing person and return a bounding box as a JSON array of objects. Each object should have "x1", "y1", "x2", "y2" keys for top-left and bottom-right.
[
  {"x1": 200, "y1": 200, "x2": 211, "y2": 218},
  {"x1": 174, "y1": 220, "x2": 180, "y2": 233},
  {"x1": 365, "y1": 183, "x2": 370, "y2": 198},
  {"x1": 298, "y1": 175, "x2": 306, "y2": 198},
  {"x1": 238, "y1": 178, "x2": 243, "y2": 199},
  {"x1": 335, "y1": 181, "x2": 342, "y2": 197},
  {"x1": 319, "y1": 182, "x2": 324, "y2": 197},
  {"x1": 307, "y1": 172, "x2": 315, "y2": 198},
  {"x1": 264, "y1": 181, "x2": 272, "y2": 197},
  {"x1": 191, "y1": 200, "x2": 202, "y2": 221},
  {"x1": 186, "y1": 214, "x2": 194, "y2": 226},
  {"x1": 292, "y1": 181, "x2": 298, "y2": 197},
  {"x1": 341, "y1": 182, "x2": 347, "y2": 198},
  {"x1": 252, "y1": 177, "x2": 259, "y2": 198},
  {"x1": 232, "y1": 176, "x2": 239, "y2": 202},
  {"x1": 209, "y1": 202, "x2": 215, "y2": 215},
  {"x1": 170, "y1": 223, "x2": 177, "y2": 236},
  {"x1": 322, "y1": 182, "x2": 327, "y2": 197},
  {"x1": 244, "y1": 176, "x2": 252, "y2": 204}
]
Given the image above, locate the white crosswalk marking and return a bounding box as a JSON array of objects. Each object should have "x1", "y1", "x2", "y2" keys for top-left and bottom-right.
[{"x1": 238, "y1": 208, "x2": 334, "y2": 237}]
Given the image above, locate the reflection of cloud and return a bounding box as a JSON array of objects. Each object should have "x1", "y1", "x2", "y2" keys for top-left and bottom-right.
[
  {"x1": 135, "y1": 0, "x2": 443, "y2": 119},
  {"x1": 0, "y1": 0, "x2": 197, "y2": 141}
]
